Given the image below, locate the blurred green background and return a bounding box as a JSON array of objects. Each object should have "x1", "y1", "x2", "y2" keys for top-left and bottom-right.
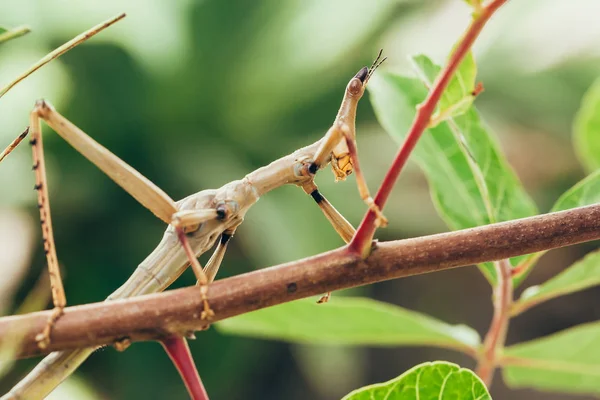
[{"x1": 0, "y1": 0, "x2": 599, "y2": 399}]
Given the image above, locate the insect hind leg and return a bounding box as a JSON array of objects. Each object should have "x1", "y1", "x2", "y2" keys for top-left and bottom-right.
[{"x1": 29, "y1": 107, "x2": 66, "y2": 349}]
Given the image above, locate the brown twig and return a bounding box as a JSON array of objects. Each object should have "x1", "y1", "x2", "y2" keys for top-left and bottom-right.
[
  {"x1": 476, "y1": 258, "x2": 513, "y2": 384},
  {"x1": 1, "y1": 203, "x2": 599, "y2": 359},
  {"x1": 350, "y1": 0, "x2": 509, "y2": 257},
  {"x1": 0, "y1": 26, "x2": 31, "y2": 45},
  {"x1": 0, "y1": 13, "x2": 125, "y2": 99}
]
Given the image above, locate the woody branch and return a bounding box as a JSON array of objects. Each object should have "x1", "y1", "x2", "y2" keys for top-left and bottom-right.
[{"x1": 1, "y1": 203, "x2": 599, "y2": 359}]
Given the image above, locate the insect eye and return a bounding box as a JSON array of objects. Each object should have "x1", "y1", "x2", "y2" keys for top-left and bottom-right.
[
  {"x1": 347, "y1": 78, "x2": 363, "y2": 95},
  {"x1": 216, "y1": 205, "x2": 227, "y2": 220},
  {"x1": 215, "y1": 201, "x2": 239, "y2": 220}
]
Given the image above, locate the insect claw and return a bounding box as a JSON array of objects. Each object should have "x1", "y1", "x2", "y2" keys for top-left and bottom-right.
[
  {"x1": 199, "y1": 284, "x2": 214, "y2": 321},
  {"x1": 185, "y1": 331, "x2": 197, "y2": 339},
  {"x1": 36, "y1": 306, "x2": 64, "y2": 350},
  {"x1": 113, "y1": 337, "x2": 132, "y2": 352},
  {"x1": 317, "y1": 292, "x2": 331, "y2": 303},
  {"x1": 365, "y1": 197, "x2": 388, "y2": 227}
]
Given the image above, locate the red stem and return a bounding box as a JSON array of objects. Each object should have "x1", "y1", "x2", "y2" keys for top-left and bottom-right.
[
  {"x1": 160, "y1": 337, "x2": 209, "y2": 400},
  {"x1": 475, "y1": 258, "x2": 513, "y2": 385},
  {"x1": 349, "y1": 0, "x2": 509, "y2": 257}
]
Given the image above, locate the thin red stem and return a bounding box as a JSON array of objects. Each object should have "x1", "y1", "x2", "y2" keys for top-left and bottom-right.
[
  {"x1": 475, "y1": 258, "x2": 513, "y2": 385},
  {"x1": 161, "y1": 337, "x2": 209, "y2": 400},
  {"x1": 349, "y1": 0, "x2": 509, "y2": 257}
]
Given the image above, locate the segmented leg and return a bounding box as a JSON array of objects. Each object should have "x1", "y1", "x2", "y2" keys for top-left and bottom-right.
[
  {"x1": 159, "y1": 227, "x2": 237, "y2": 398},
  {"x1": 29, "y1": 101, "x2": 219, "y2": 332},
  {"x1": 301, "y1": 181, "x2": 355, "y2": 243},
  {"x1": 172, "y1": 208, "x2": 227, "y2": 320},
  {"x1": 175, "y1": 228, "x2": 214, "y2": 320},
  {"x1": 33, "y1": 100, "x2": 178, "y2": 224},
  {"x1": 28, "y1": 110, "x2": 65, "y2": 349},
  {"x1": 301, "y1": 181, "x2": 355, "y2": 303},
  {"x1": 310, "y1": 123, "x2": 387, "y2": 227},
  {"x1": 203, "y1": 228, "x2": 236, "y2": 284}
]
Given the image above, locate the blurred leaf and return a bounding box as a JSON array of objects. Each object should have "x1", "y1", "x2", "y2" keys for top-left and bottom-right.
[
  {"x1": 463, "y1": 0, "x2": 481, "y2": 8},
  {"x1": 574, "y1": 77, "x2": 600, "y2": 172},
  {"x1": 216, "y1": 297, "x2": 480, "y2": 353},
  {"x1": 512, "y1": 171, "x2": 600, "y2": 282},
  {"x1": 410, "y1": 55, "x2": 536, "y2": 284},
  {"x1": 342, "y1": 361, "x2": 491, "y2": 400},
  {"x1": 369, "y1": 59, "x2": 537, "y2": 283},
  {"x1": 0, "y1": 25, "x2": 30, "y2": 45},
  {"x1": 0, "y1": 324, "x2": 22, "y2": 377},
  {"x1": 46, "y1": 375, "x2": 101, "y2": 400},
  {"x1": 513, "y1": 250, "x2": 600, "y2": 316},
  {"x1": 503, "y1": 322, "x2": 600, "y2": 396},
  {"x1": 294, "y1": 345, "x2": 366, "y2": 398},
  {"x1": 14, "y1": 271, "x2": 51, "y2": 315},
  {"x1": 0, "y1": 211, "x2": 35, "y2": 313},
  {"x1": 0, "y1": 270, "x2": 50, "y2": 378},
  {"x1": 412, "y1": 53, "x2": 477, "y2": 126},
  {"x1": 224, "y1": 0, "x2": 399, "y2": 139},
  {"x1": 551, "y1": 169, "x2": 600, "y2": 212}
]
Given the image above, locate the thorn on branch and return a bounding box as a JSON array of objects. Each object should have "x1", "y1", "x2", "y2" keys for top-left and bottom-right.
[
  {"x1": 113, "y1": 337, "x2": 132, "y2": 352},
  {"x1": 471, "y1": 82, "x2": 484, "y2": 97}
]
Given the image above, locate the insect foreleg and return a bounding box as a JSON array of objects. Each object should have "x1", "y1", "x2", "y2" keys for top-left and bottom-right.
[
  {"x1": 301, "y1": 181, "x2": 355, "y2": 243},
  {"x1": 203, "y1": 228, "x2": 236, "y2": 284},
  {"x1": 311, "y1": 123, "x2": 387, "y2": 227},
  {"x1": 171, "y1": 208, "x2": 228, "y2": 320}
]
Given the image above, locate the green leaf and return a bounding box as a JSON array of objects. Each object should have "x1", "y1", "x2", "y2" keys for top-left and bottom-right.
[
  {"x1": 412, "y1": 53, "x2": 477, "y2": 126},
  {"x1": 216, "y1": 297, "x2": 480, "y2": 353},
  {"x1": 512, "y1": 171, "x2": 600, "y2": 282},
  {"x1": 368, "y1": 59, "x2": 537, "y2": 283},
  {"x1": 574, "y1": 77, "x2": 600, "y2": 172},
  {"x1": 513, "y1": 250, "x2": 600, "y2": 315},
  {"x1": 342, "y1": 361, "x2": 491, "y2": 400},
  {"x1": 503, "y1": 322, "x2": 600, "y2": 396},
  {"x1": 551, "y1": 169, "x2": 600, "y2": 212},
  {"x1": 462, "y1": 0, "x2": 482, "y2": 9}
]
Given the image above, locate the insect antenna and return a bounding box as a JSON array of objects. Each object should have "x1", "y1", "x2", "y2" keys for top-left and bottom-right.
[{"x1": 365, "y1": 49, "x2": 387, "y2": 84}]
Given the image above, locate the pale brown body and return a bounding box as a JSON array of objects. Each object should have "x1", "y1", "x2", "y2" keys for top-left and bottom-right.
[{"x1": 1, "y1": 45, "x2": 385, "y2": 398}]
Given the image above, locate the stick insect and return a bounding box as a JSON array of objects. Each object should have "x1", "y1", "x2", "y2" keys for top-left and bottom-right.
[{"x1": 1, "y1": 23, "x2": 386, "y2": 397}]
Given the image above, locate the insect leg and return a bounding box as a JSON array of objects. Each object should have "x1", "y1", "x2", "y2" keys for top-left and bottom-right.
[
  {"x1": 28, "y1": 109, "x2": 65, "y2": 349},
  {"x1": 310, "y1": 123, "x2": 387, "y2": 227},
  {"x1": 301, "y1": 181, "x2": 355, "y2": 243},
  {"x1": 171, "y1": 208, "x2": 232, "y2": 320},
  {"x1": 203, "y1": 228, "x2": 236, "y2": 284},
  {"x1": 300, "y1": 182, "x2": 355, "y2": 303},
  {"x1": 33, "y1": 100, "x2": 178, "y2": 224},
  {"x1": 32, "y1": 100, "x2": 221, "y2": 325}
]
